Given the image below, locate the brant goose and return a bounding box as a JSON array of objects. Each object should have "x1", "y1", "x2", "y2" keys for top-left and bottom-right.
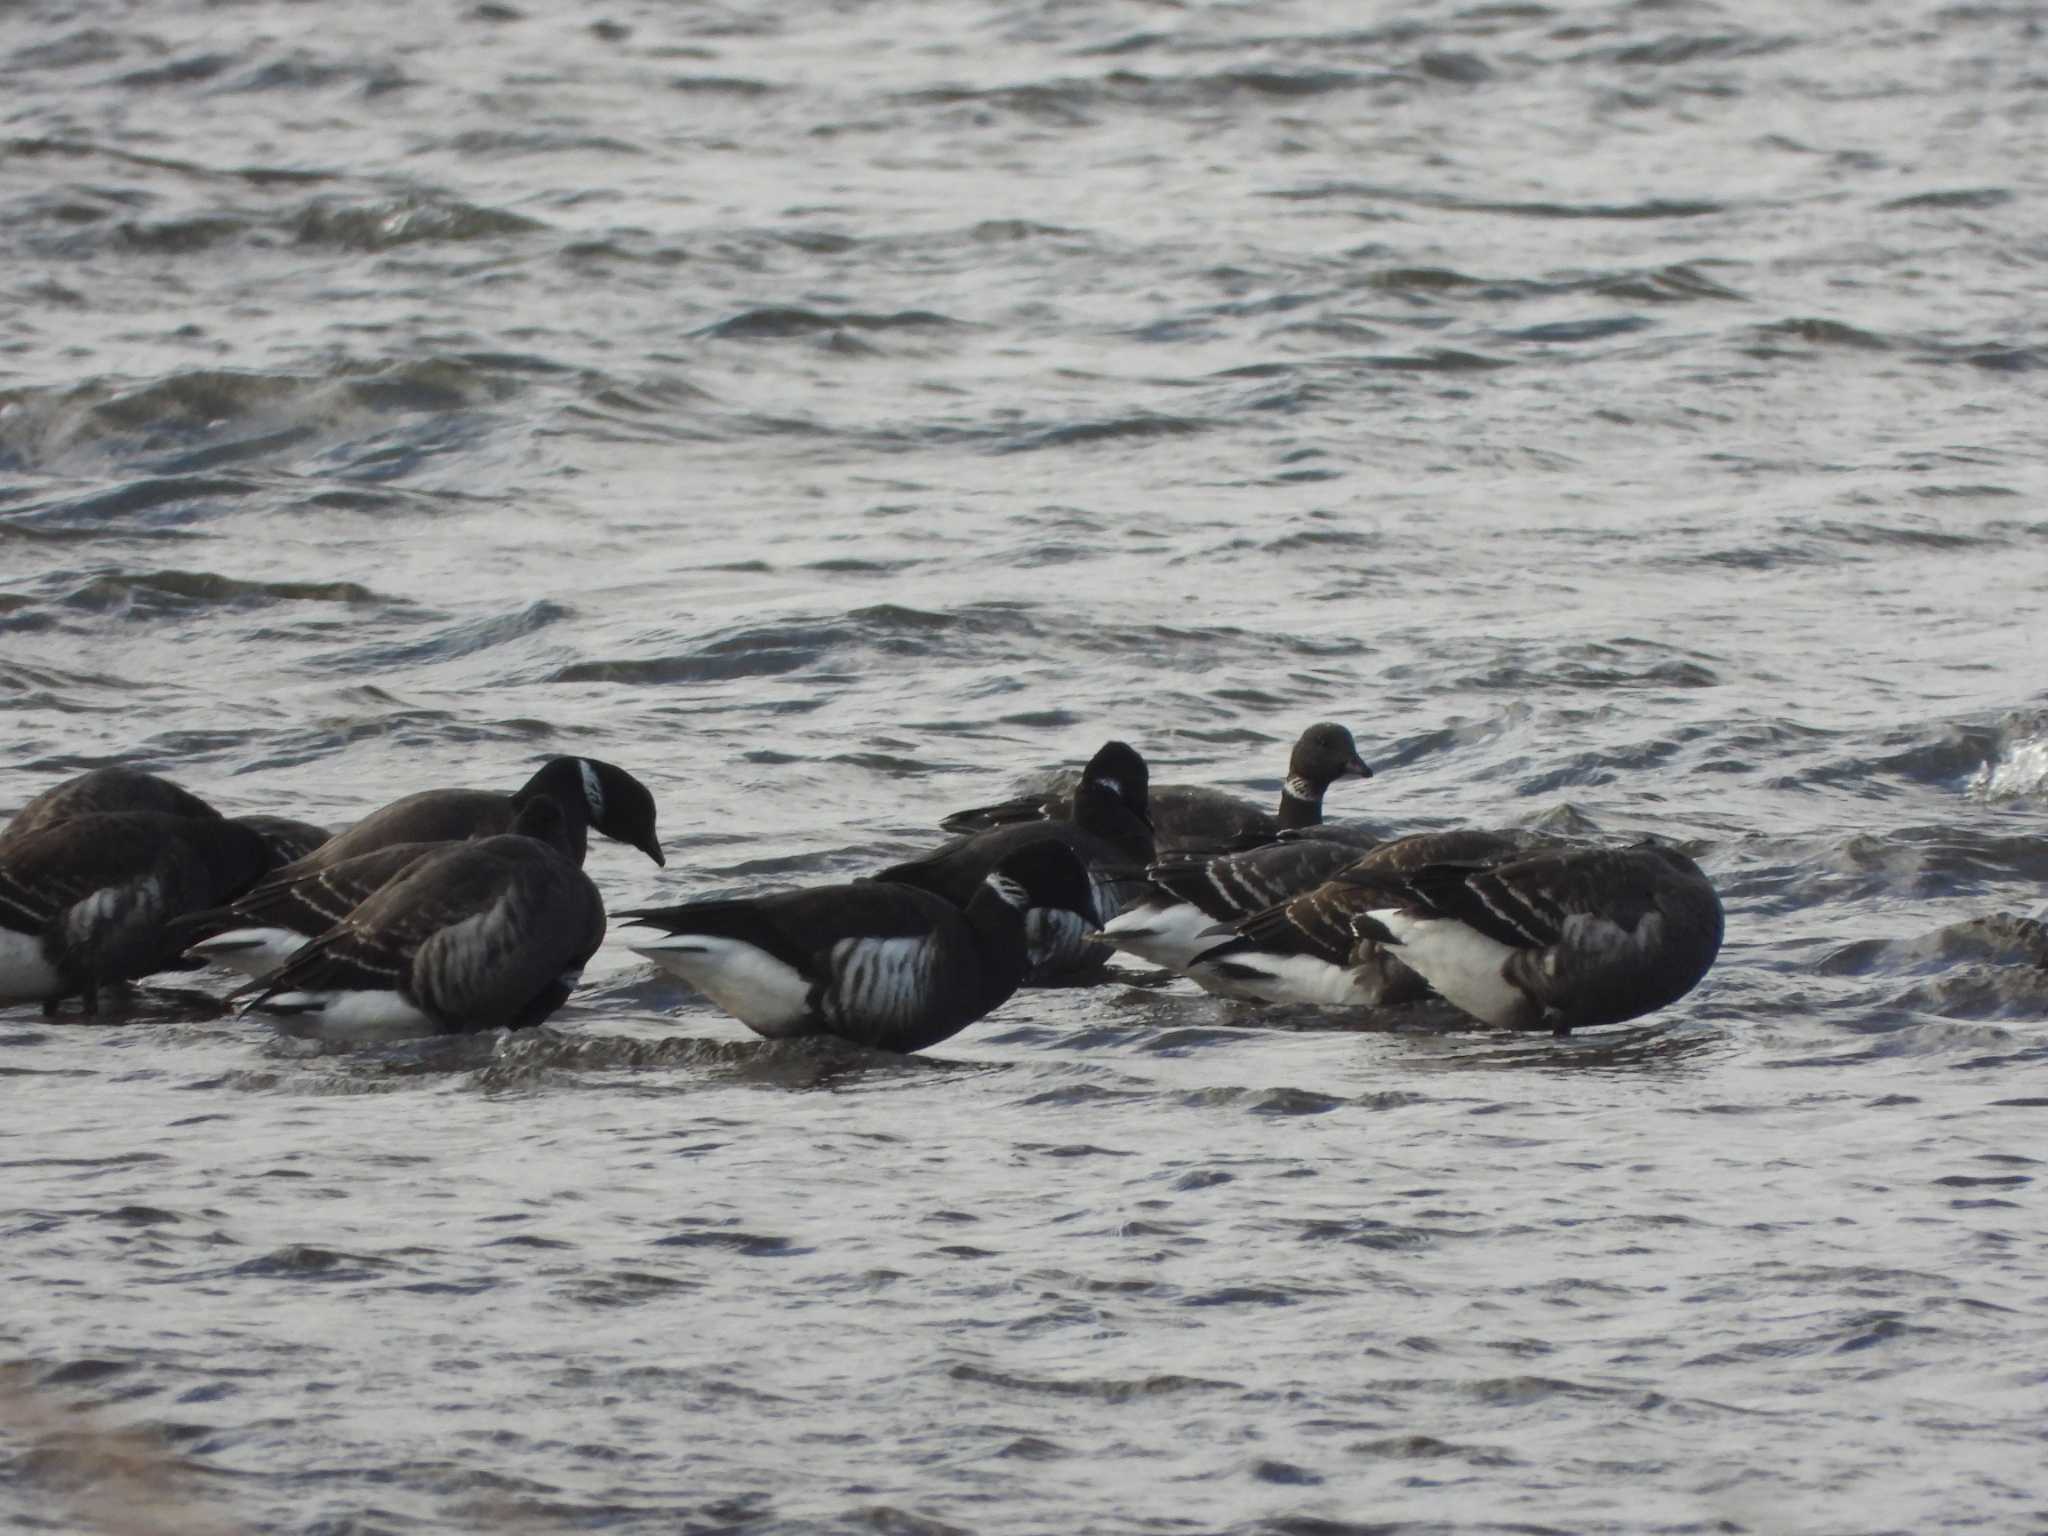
[
  {"x1": 2, "y1": 767, "x2": 222, "y2": 843},
  {"x1": 265, "y1": 755, "x2": 664, "y2": 878},
  {"x1": 239, "y1": 796, "x2": 605, "y2": 1042},
  {"x1": 879, "y1": 742, "x2": 1153, "y2": 981},
  {"x1": 941, "y1": 724, "x2": 1372, "y2": 851},
  {"x1": 1102, "y1": 836, "x2": 1370, "y2": 973},
  {"x1": 0, "y1": 812, "x2": 275, "y2": 1014},
  {"x1": 182, "y1": 758, "x2": 658, "y2": 979},
  {"x1": 1186, "y1": 830, "x2": 1554, "y2": 1006},
  {"x1": 623, "y1": 837, "x2": 1096, "y2": 1053},
  {"x1": 1339, "y1": 840, "x2": 1725, "y2": 1032}
]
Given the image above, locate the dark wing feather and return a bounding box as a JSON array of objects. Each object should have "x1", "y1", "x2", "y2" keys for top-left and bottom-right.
[
  {"x1": 2, "y1": 769, "x2": 220, "y2": 843},
  {"x1": 624, "y1": 883, "x2": 953, "y2": 982},
  {"x1": 0, "y1": 816, "x2": 194, "y2": 930},
  {"x1": 1145, "y1": 786, "x2": 1276, "y2": 852},
  {"x1": 245, "y1": 837, "x2": 538, "y2": 1003},
  {"x1": 272, "y1": 789, "x2": 513, "y2": 876},
  {"x1": 1202, "y1": 874, "x2": 1396, "y2": 967},
  {"x1": 1347, "y1": 828, "x2": 1560, "y2": 878},
  {"x1": 1150, "y1": 840, "x2": 1357, "y2": 922},
  {"x1": 212, "y1": 843, "x2": 445, "y2": 938},
  {"x1": 409, "y1": 859, "x2": 605, "y2": 1028},
  {"x1": 1399, "y1": 848, "x2": 1630, "y2": 953},
  {"x1": 877, "y1": 822, "x2": 1128, "y2": 921}
]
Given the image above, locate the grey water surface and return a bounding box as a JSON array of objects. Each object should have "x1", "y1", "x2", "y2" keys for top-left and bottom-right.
[{"x1": 4, "y1": 0, "x2": 2047, "y2": 1531}]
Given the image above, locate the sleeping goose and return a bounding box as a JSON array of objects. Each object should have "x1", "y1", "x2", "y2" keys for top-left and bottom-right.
[
  {"x1": 623, "y1": 835, "x2": 1096, "y2": 1053},
  {"x1": 239, "y1": 795, "x2": 605, "y2": 1042},
  {"x1": 1342, "y1": 840, "x2": 1724, "y2": 1033},
  {"x1": 878, "y1": 740, "x2": 1153, "y2": 981},
  {"x1": 4, "y1": 767, "x2": 330, "y2": 874},
  {"x1": 940, "y1": 723, "x2": 1372, "y2": 851},
  {"x1": 267, "y1": 755, "x2": 664, "y2": 878},
  {"x1": 2, "y1": 767, "x2": 222, "y2": 842},
  {"x1": 0, "y1": 811, "x2": 275, "y2": 1014},
  {"x1": 1185, "y1": 830, "x2": 1555, "y2": 1006}
]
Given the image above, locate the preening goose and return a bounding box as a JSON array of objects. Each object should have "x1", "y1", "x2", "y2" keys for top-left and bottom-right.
[{"x1": 1346, "y1": 840, "x2": 1724, "y2": 1033}]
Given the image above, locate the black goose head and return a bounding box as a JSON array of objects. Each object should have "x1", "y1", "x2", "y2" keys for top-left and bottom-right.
[
  {"x1": 1073, "y1": 740, "x2": 1150, "y2": 827},
  {"x1": 1288, "y1": 723, "x2": 1373, "y2": 793},
  {"x1": 981, "y1": 835, "x2": 1097, "y2": 924},
  {"x1": 517, "y1": 757, "x2": 664, "y2": 866}
]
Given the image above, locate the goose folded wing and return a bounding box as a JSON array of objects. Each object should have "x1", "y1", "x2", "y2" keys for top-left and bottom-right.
[
  {"x1": 241, "y1": 845, "x2": 532, "y2": 1002},
  {"x1": 626, "y1": 884, "x2": 947, "y2": 975},
  {"x1": 0, "y1": 835, "x2": 181, "y2": 931},
  {"x1": 222, "y1": 843, "x2": 443, "y2": 934},
  {"x1": 1400, "y1": 850, "x2": 1659, "y2": 952},
  {"x1": 1152, "y1": 840, "x2": 1358, "y2": 922}
]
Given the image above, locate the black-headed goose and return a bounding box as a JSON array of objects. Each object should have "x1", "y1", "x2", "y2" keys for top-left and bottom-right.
[
  {"x1": 270, "y1": 755, "x2": 664, "y2": 878},
  {"x1": 623, "y1": 836, "x2": 1095, "y2": 1053},
  {"x1": 879, "y1": 741, "x2": 1153, "y2": 981},
  {"x1": 239, "y1": 796, "x2": 605, "y2": 1042}
]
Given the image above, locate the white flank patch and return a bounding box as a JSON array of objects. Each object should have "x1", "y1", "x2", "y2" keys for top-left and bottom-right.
[
  {"x1": 186, "y1": 927, "x2": 308, "y2": 981},
  {"x1": 1102, "y1": 901, "x2": 1220, "y2": 971},
  {"x1": 1371, "y1": 909, "x2": 1524, "y2": 1027},
  {"x1": 1187, "y1": 949, "x2": 1374, "y2": 1006},
  {"x1": 628, "y1": 934, "x2": 814, "y2": 1036},
  {"x1": 826, "y1": 935, "x2": 931, "y2": 1026},
  {"x1": 254, "y1": 989, "x2": 437, "y2": 1042},
  {"x1": 63, "y1": 877, "x2": 159, "y2": 946},
  {"x1": 0, "y1": 928, "x2": 61, "y2": 1002}
]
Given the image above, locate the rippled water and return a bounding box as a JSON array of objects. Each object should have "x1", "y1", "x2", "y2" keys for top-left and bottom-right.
[{"x1": 6, "y1": 0, "x2": 2048, "y2": 1531}]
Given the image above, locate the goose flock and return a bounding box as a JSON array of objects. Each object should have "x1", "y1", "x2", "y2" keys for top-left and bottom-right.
[{"x1": 0, "y1": 724, "x2": 1728, "y2": 1049}]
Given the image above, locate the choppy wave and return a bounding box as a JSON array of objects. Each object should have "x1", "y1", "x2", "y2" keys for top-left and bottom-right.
[{"x1": 6, "y1": 0, "x2": 2048, "y2": 1530}]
